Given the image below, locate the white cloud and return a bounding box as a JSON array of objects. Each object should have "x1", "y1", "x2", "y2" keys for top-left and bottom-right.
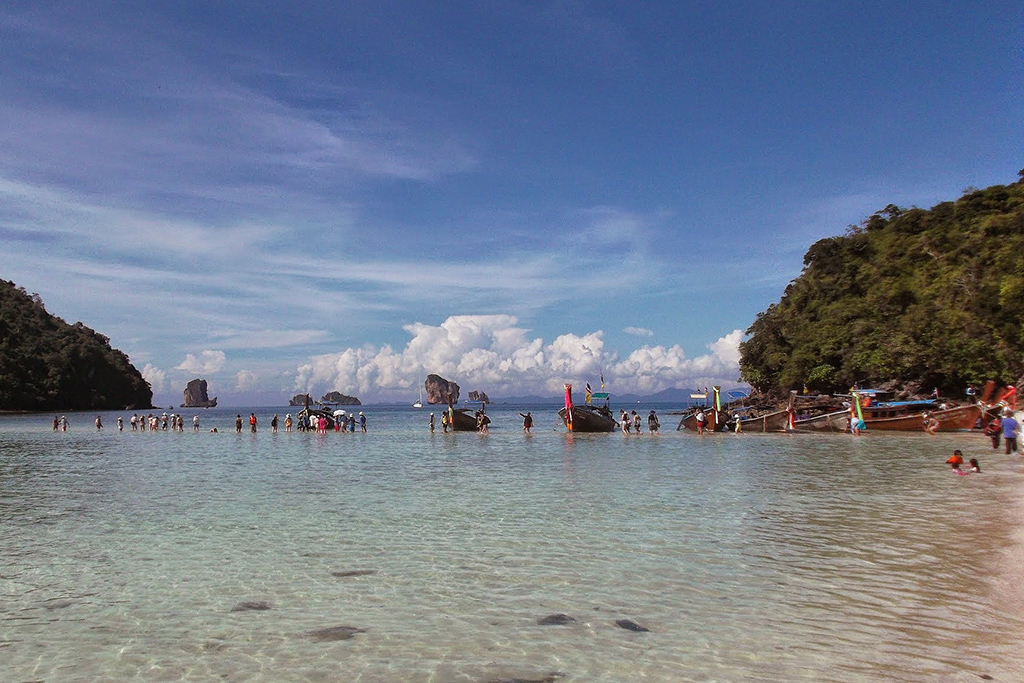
[
  {"x1": 707, "y1": 329, "x2": 743, "y2": 366},
  {"x1": 141, "y1": 363, "x2": 166, "y2": 393},
  {"x1": 294, "y1": 316, "x2": 743, "y2": 400},
  {"x1": 176, "y1": 350, "x2": 226, "y2": 375},
  {"x1": 624, "y1": 326, "x2": 654, "y2": 337},
  {"x1": 235, "y1": 370, "x2": 257, "y2": 391}
]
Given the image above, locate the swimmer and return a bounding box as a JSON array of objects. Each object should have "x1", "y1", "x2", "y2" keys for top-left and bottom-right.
[
  {"x1": 946, "y1": 449, "x2": 964, "y2": 470},
  {"x1": 969, "y1": 458, "x2": 981, "y2": 473}
]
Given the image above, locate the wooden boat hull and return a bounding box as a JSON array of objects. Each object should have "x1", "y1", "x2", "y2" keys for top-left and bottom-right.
[
  {"x1": 559, "y1": 405, "x2": 617, "y2": 432},
  {"x1": 298, "y1": 408, "x2": 337, "y2": 430},
  {"x1": 738, "y1": 409, "x2": 792, "y2": 433},
  {"x1": 677, "y1": 410, "x2": 727, "y2": 432},
  {"x1": 793, "y1": 410, "x2": 849, "y2": 432},
  {"x1": 449, "y1": 408, "x2": 488, "y2": 431},
  {"x1": 865, "y1": 404, "x2": 981, "y2": 431}
]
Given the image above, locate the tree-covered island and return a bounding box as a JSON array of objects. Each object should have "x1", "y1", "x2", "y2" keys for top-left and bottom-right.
[
  {"x1": 740, "y1": 171, "x2": 1024, "y2": 397},
  {"x1": 0, "y1": 280, "x2": 152, "y2": 411}
]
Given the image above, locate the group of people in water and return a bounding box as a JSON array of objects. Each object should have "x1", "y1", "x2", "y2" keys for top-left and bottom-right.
[
  {"x1": 620, "y1": 409, "x2": 660, "y2": 434},
  {"x1": 982, "y1": 407, "x2": 1019, "y2": 453},
  {"x1": 53, "y1": 410, "x2": 369, "y2": 434},
  {"x1": 947, "y1": 449, "x2": 982, "y2": 475}
]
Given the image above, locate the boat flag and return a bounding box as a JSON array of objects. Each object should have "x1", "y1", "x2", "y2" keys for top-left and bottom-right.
[
  {"x1": 852, "y1": 390, "x2": 865, "y2": 426},
  {"x1": 585, "y1": 383, "x2": 592, "y2": 404},
  {"x1": 600, "y1": 374, "x2": 604, "y2": 390},
  {"x1": 999, "y1": 385, "x2": 1017, "y2": 410},
  {"x1": 564, "y1": 384, "x2": 574, "y2": 431}
]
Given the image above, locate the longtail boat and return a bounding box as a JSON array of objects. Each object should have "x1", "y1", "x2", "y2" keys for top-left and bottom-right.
[
  {"x1": 735, "y1": 391, "x2": 796, "y2": 432},
  {"x1": 559, "y1": 384, "x2": 617, "y2": 432},
  {"x1": 738, "y1": 408, "x2": 793, "y2": 432},
  {"x1": 864, "y1": 403, "x2": 981, "y2": 431},
  {"x1": 843, "y1": 389, "x2": 982, "y2": 432},
  {"x1": 793, "y1": 410, "x2": 849, "y2": 432},
  {"x1": 449, "y1": 403, "x2": 489, "y2": 431},
  {"x1": 677, "y1": 386, "x2": 727, "y2": 432}
]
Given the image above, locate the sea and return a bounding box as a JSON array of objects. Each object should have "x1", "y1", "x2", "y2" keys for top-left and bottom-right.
[{"x1": 2, "y1": 403, "x2": 1023, "y2": 683}]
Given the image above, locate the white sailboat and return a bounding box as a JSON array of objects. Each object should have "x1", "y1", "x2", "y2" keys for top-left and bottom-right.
[{"x1": 412, "y1": 386, "x2": 423, "y2": 409}]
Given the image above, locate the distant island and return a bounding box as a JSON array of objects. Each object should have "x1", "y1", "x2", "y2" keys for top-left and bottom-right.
[
  {"x1": 740, "y1": 171, "x2": 1024, "y2": 398},
  {"x1": 181, "y1": 378, "x2": 218, "y2": 408},
  {"x1": 0, "y1": 279, "x2": 153, "y2": 411},
  {"x1": 289, "y1": 392, "x2": 361, "y2": 406}
]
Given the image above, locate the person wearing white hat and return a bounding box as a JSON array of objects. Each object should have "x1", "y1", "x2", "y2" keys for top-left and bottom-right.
[{"x1": 1001, "y1": 408, "x2": 1018, "y2": 454}]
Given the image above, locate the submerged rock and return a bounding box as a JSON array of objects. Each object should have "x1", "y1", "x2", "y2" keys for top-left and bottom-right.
[
  {"x1": 43, "y1": 598, "x2": 74, "y2": 610},
  {"x1": 306, "y1": 625, "x2": 366, "y2": 642},
  {"x1": 615, "y1": 618, "x2": 649, "y2": 632},
  {"x1": 230, "y1": 601, "x2": 271, "y2": 612},
  {"x1": 490, "y1": 674, "x2": 564, "y2": 683},
  {"x1": 330, "y1": 570, "x2": 377, "y2": 578},
  {"x1": 537, "y1": 613, "x2": 575, "y2": 626}
]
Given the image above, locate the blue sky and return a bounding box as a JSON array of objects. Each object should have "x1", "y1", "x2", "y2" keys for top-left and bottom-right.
[{"x1": 1, "y1": 1, "x2": 1020, "y2": 405}]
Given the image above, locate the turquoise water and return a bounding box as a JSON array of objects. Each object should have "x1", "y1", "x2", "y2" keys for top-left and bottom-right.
[{"x1": 2, "y1": 405, "x2": 1023, "y2": 682}]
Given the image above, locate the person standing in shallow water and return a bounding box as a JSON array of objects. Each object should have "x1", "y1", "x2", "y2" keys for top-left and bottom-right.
[
  {"x1": 235, "y1": 414, "x2": 243, "y2": 433},
  {"x1": 984, "y1": 415, "x2": 1001, "y2": 449},
  {"x1": 1001, "y1": 410, "x2": 1018, "y2": 454},
  {"x1": 520, "y1": 411, "x2": 533, "y2": 433},
  {"x1": 271, "y1": 414, "x2": 278, "y2": 433},
  {"x1": 249, "y1": 413, "x2": 258, "y2": 433},
  {"x1": 648, "y1": 410, "x2": 660, "y2": 434},
  {"x1": 429, "y1": 413, "x2": 435, "y2": 433}
]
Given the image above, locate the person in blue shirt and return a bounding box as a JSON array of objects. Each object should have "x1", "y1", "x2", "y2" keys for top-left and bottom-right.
[{"x1": 1001, "y1": 409, "x2": 1018, "y2": 454}]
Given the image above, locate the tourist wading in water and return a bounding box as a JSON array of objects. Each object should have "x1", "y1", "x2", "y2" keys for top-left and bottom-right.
[{"x1": 1002, "y1": 409, "x2": 1018, "y2": 454}]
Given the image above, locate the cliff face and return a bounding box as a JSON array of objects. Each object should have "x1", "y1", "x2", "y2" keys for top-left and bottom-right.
[
  {"x1": 181, "y1": 378, "x2": 217, "y2": 408},
  {"x1": 289, "y1": 394, "x2": 312, "y2": 407},
  {"x1": 468, "y1": 390, "x2": 490, "y2": 403},
  {"x1": 0, "y1": 279, "x2": 153, "y2": 410},
  {"x1": 425, "y1": 374, "x2": 460, "y2": 405}
]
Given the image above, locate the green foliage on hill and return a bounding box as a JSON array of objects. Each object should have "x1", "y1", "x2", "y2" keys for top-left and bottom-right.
[
  {"x1": 740, "y1": 172, "x2": 1024, "y2": 396},
  {"x1": 0, "y1": 280, "x2": 152, "y2": 410}
]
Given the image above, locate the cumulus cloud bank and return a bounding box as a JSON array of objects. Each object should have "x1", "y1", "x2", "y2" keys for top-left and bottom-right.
[
  {"x1": 295, "y1": 315, "x2": 742, "y2": 400},
  {"x1": 176, "y1": 350, "x2": 227, "y2": 375}
]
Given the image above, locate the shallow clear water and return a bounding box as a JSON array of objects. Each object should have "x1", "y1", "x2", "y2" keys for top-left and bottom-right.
[{"x1": 2, "y1": 405, "x2": 1023, "y2": 682}]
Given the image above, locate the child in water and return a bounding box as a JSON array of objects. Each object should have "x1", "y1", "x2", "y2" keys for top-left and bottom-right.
[
  {"x1": 969, "y1": 458, "x2": 981, "y2": 473},
  {"x1": 946, "y1": 450, "x2": 964, "y2": 471}
]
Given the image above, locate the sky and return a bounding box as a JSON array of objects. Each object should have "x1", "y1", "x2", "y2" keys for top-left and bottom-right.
[{"x1": 0, "y1": 2, "x2": 1021, "y2": 406}]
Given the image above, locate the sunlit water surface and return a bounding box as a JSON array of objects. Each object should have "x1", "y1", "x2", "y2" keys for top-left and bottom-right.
[{"x1": 2, "y1": 405, "x2": 1023, "y2": 682}]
